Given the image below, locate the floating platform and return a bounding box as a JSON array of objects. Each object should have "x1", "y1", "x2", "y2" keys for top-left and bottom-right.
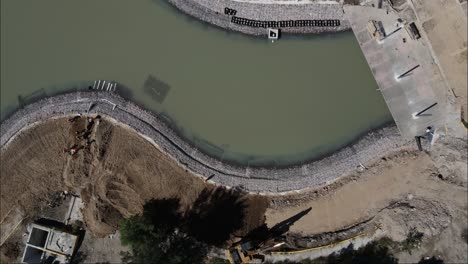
[
  {"x1": 268, "y1": 28, "x2": 279, "y2": 40},
  {"x1": 92, "y1": 80, "x2": 117, "y2": 92}
]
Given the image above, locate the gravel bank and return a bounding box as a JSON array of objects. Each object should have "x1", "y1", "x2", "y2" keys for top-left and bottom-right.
[
  {"x1": 167, "y1": 0, "x2": 350, "y2": 36},
  {"x1": 0, "y1": 92, "x2": 410, "y2": 193}
]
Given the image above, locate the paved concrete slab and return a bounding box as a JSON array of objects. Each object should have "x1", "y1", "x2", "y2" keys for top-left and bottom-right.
[{"x1": 345, "y1": 6, "x2": 448, "y2": 139}]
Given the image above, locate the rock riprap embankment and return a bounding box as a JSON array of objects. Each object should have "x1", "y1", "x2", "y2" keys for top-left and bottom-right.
[
  {"x1": 0, "y1": 92, "x2": 410, "y2": 193},
  {"x1": 168, "y1": 0, "x2": 350, "y2": 36}
]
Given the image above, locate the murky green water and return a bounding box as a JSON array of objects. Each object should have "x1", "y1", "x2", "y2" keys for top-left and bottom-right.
[{"x1": 1, "y1": 0, "x2": 391, "y2": 166}]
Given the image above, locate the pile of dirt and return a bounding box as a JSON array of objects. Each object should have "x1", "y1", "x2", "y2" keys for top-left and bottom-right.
[
  {"x1": 429, "y1": 135, "x2": 468, "y2": 186},
  {"x1": 0, "y1": 116, "x2": 269, "y2": 239},
  {"x1": 376, "y1": 198, "x2": 453, "y2": 241}
]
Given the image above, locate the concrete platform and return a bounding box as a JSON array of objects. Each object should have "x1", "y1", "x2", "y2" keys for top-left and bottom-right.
[
  {"x1": 409, "y1": 0, "x2": 467, "y2": 120},
  {"x1": 344, "y1": 6, "x2": 448, "y2": 138}
]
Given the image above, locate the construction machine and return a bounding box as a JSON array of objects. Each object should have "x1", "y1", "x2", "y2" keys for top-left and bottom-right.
[{"x1": 227, "y1": 207, "x2": 312, "y2": 263}]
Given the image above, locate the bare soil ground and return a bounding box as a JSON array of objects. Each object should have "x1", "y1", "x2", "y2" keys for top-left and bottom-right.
[
  {"x1": 266, "y1": 135, "x2": 467, "y2": 262},
  {"x1": 74, "y1": 231, "x2": 128, "y2": 264},
  {"x1": 0, "y1": 221, "x2": 28, "y2": 264},
  {"x1": 0, "y1": 117, "x2": 269, "y2": 262},
  {"x1": 1, "y1": 116, "x2": 466, "y2": 263},
  {"x1": 412, "y1": 0, "x2": 468, "y2": 119}
]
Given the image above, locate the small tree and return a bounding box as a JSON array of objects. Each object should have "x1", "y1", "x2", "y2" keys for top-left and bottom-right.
[
  {"x1": 119, "y1": 200, "x2": 209, "y2": 264},
  {"x1": 120, "y1": 216, "x2": 155, "y2": 247}
]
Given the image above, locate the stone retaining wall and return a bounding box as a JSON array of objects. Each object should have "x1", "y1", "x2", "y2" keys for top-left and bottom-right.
[
  {"x1": 0, "y1": 92, "x2": 410, "y2": 193},
  {"x1": 168, "y1": 0, "x2": 350, "y2": 36}
]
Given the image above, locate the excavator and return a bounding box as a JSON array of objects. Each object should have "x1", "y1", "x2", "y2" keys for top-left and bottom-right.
[
  {"x1": 227, "y1": 207, "x2": 312, "y2": 263},
  {"x1": 227, "y1": 240, "x2": 285, "y2": 263}
]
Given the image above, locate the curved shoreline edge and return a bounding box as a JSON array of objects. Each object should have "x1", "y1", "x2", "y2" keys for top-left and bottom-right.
[
  {"x1": 167, "y1": 0, "x2": 351, "y2": 36},
  {"x1": 1, "y1": 92, "x2": 410, "y2": 193}
]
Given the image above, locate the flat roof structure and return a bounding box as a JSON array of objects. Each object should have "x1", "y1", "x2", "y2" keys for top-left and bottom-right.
[
  {"x1": 345, "y1": 6, "x2": 448, "y2": 138},
  {"x1": 22, "y1": 224, "x2": 78, "y2": 264}
]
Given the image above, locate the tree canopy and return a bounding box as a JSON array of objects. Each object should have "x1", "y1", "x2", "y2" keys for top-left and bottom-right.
[{"x1": 119, "y1": 199, "x2": 209, "y2": 264}]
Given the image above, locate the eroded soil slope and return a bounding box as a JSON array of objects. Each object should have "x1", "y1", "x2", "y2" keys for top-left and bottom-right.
[{"x1": 0, "y1": 117, "x2": 268, "y2": 237}]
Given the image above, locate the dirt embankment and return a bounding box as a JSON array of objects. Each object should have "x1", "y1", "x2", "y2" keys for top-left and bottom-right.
[
  {"x1": 0, "y1": 117, "x2": 269, "y2": 238},
  {"x1": 1, "y1": 115, "x2": 466, "y2": 263},
  {"x1": 266, "y1": 134, "x2": 467, "y2": 262}
]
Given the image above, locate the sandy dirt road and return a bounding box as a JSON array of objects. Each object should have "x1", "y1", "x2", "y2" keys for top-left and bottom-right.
[
  {"x1": 266, "y1": 136, "x2": 467, "y2": 262},
  {"x1": 266, "y1": 151, "x2": 465, "y2": 234}
]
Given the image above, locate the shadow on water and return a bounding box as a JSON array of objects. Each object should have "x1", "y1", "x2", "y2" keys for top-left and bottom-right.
[
  {"x1": 1, "y1": 103, "x2": 20, "y2": 122},
  {"x1": 1, "y1": 88, "x2": 47, "y2": 121},
  {"x1": 143, "y1": 74, "x2": 171, "y2": 104},
  {"x1": 17, "y1": 89, "x2": 47, "y2": 109},
  {"x1": 86, "y1": 81, "x2": 135, "y2": 101},
  {"x1": 113, "y1": 83, "x2": 135, "y2": 101},
  {"x1": 0, "y1": 81, "x2": 135, "y2": 122}
]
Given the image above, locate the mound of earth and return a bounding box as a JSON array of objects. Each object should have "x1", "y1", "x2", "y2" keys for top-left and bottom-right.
[{"x1": 0, "y1": 116, "x2": 269, "y2": 238}]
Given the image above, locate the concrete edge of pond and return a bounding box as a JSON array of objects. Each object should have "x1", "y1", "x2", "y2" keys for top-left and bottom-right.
[
  {"x1": 167, "y1": 0, "x2": 351, "y2": 36},
  {"x1": 0, "y1": 92, "x2": 411, "y2": 194}
]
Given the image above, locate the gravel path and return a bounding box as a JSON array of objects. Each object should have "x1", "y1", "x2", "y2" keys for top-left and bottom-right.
[
  {"x1": 0, "y1": 92, "x2": 409, "y2": 193},
  {"x1": 168, "y1": 0, "x2": 350, "y2": 36}
]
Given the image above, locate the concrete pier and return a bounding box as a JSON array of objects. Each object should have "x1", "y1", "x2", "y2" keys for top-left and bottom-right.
[{"x1": 344, "y1": 6, "x2": 448, "y2": 138}]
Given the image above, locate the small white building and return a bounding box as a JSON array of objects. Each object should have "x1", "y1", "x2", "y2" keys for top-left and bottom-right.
[{"x1": 268, "y1": 28, "x2": 280, "y2": 40}]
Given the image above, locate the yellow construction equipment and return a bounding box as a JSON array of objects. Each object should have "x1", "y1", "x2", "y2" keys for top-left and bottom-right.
[{"x1": 226, "y1": 207, "x2": 312, "y2": 263}]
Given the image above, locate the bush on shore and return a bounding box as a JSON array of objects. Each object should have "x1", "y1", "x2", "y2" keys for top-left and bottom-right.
[{"x1": 119, "y1": 199, "x2": 209, "y2": 264}]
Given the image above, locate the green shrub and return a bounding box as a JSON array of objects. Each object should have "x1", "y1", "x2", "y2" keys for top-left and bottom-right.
[{"x1": 400, "y1": 228, "x2": 424, "y2": 254}]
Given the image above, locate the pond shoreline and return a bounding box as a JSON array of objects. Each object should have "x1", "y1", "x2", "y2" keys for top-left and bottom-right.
[
  {"x1": 0, "y1": 92, "x2": 410, "y2": 193},
  {"x1": 167, "y1": 0, "x2": 351, "y2": 36}
]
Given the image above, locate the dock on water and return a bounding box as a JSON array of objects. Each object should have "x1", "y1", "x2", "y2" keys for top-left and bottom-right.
[
  {"x1": 344, "y1": 6, "x2": 448, "y2": 139},
  {"x1": 92, "y1": 80, "x2": 118, "y2": 92}
]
